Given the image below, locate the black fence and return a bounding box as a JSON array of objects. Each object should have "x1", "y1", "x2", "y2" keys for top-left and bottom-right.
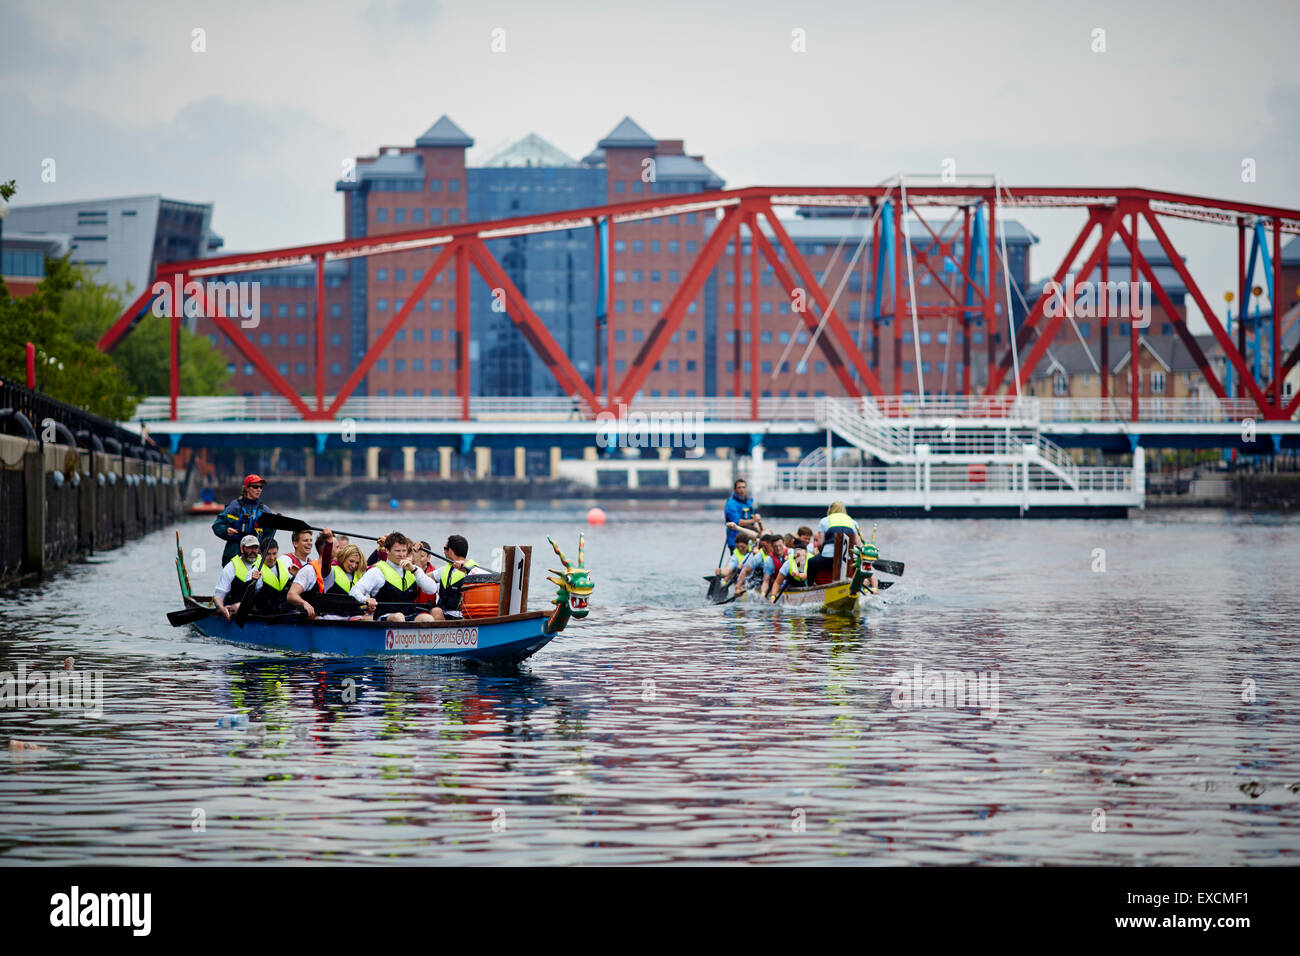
[
  {"x1": 0, "y1": 378, "x2": 180, "y2": 582},
  {"x1": 0, "y1": 378, "x2": 167, "y2": 461}
]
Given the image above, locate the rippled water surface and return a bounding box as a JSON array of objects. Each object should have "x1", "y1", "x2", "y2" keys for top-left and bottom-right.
[{"x1": 1, "y1": 506, "x2": 1298, "y2": 865}]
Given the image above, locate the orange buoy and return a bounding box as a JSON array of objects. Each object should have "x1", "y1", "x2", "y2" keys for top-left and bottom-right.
[{"x1": 587, "y1": 507, "x2": 606, "y2": 525}]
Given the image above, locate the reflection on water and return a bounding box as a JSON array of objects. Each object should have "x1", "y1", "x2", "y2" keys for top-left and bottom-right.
[{"x1": 0, "y1": 507, "x2": 1298, "y2": 864}]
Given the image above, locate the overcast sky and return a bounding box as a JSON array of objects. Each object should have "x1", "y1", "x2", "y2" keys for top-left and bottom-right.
[{"x1": 3, "y1": 0, "x2": 1297, "y2": 323}]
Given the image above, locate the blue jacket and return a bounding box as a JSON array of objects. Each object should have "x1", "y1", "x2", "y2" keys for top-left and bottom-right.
[
  {"x1": 212, "y1": 496, "x2": 271, "y2": 562},
  {"x1": 724, "y1": 494, "x2": 756, "y2": 547}
]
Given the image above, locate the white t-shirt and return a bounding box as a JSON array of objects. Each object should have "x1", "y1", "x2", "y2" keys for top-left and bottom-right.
[
  {"x1": 215, "y1": 560, "x2": 263, "y2": 602},
  {"x1": 291, "y1": 564, "x2": 321, "y2": 592},
  {"x1": 350, "y1": 562, "x2": 439, "y2": 602}
]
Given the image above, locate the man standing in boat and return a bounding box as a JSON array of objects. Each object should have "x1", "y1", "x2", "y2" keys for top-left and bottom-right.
[
  {"x1": 212, "y1": 475, "x2": 283, "y2": 566},
  {"x1": 724, "y1": 478, "x2": 761, "y2": 550}
]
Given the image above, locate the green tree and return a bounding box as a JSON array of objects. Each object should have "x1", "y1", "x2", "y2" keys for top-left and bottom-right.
[
  {"x1": 62, "y1": 278, "x2": 231, "y2": 397},
  {"x1": 1, "y1": 256, "x2": 231, "y2": 420},
  {"x1": 0, "y1": 258, "x2": 137, "y2": 419}
]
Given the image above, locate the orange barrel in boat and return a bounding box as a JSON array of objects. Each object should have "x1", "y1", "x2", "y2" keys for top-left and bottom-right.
[{"x1": 460, "y1": 581, "x2": 502, "y2": 618}]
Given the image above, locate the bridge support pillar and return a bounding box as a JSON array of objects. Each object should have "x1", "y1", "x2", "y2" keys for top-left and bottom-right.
[
  {"x1": 365, "y1": 447, "x2": 380, "y2": 479},
  {"x1": 549, "y1": 446, "x2": 561, "y2": 477},
  {"x1": 667, "y1": 466, "x2": 680, "y2": 490},
  {"x1": 583, "y1": 447, "x2": 598, "y2": 461},
  {"x1": 514, "y1": 446, "x2": 526, "y2": 479},
  {"x1": 475, "y1": 446, "x2": 491, "y2": 479},
  {"x1": 402, "y1": 446, "x2": 416, "y2": 479},
  {"x1": 439, "y1": 446, "x2": 452, "y2": 477},
  {"x1": 304, "y1": 448, "x2": 315, "y2": 479},
  {"x1": 341, "y1": 452, "x2": 352, "y2": 478}
]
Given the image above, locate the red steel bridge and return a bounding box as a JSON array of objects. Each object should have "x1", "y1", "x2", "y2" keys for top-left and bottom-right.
[{"x1": 99, "y1": 183, "x2": 1300, "y2": 424}]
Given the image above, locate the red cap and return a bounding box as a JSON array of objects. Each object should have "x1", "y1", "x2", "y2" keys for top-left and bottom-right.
[{"x1": 243, "y1": 474, "x2": 266, "y2": 487}]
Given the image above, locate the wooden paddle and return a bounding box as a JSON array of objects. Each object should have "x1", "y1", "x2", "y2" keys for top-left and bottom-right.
[{"x1": 872, "y1": 558, "x2": 905, "y2": 577}]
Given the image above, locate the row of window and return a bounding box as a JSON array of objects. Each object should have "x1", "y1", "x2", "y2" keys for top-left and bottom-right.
[
  {"x1": 373, "y1": 359, "x2": 453, "y2": 372},
  {"x1": 249, "y1": 274, "x2": 345, "y2": 288},
  {"x1": 225, "y1": 360, "x2": 463, "y2": 377},
  {"x1": 1051, "y1": 371, "x2": 1170, "y2": 395},
  {"x1": 611, "y1": 179, "x2": 706, "y2": 195},
  {"x1": 389, "y1": 329, "x2": 446, "y2": 342},
  {"x1": 375, "y1": 299, "x2": 456, "y2": 313},
  {"x1": 611, "y1": 328, "x2": 698, "y2": 343},
  {"x1": 374, "y1": 207, "x2": 462, "y2": 224},
  {"x1": 371, "y1": 178, "x2": 460, "y2": 193},
  {"x1": 724, "y1": 361, "x2": 832, "y2": 375},
  {"x1": 610, "y1": 298, "x2": 699, "y2": 315},
  {"x1": 616, "y1": 213, "x2": 701, "y2": 228},
  {"x1": 899, "y1": 362, "x2": 965, "y2": 374},
  {"x1": 613, "y1": 256, "x2": 700, "y2": 281},
  {"x1": 613, "y1": 234, "x2": 698, "y2": 254},
  {"x1": 373, "y1": 267, "x2": 459, "y2": 283},
  {"x1": 724, "y1": 329, "x2": 915, "y2": 345},
  {"x1": 247, "y1": 303, "x2": 345, "y2": 319},
  {"x1": 722, "y1": 390, "x2": 829, "y2": 398}
]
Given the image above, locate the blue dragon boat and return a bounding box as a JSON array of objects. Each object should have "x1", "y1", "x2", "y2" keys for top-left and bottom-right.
[{"x1": 171, "y1": 534, "x2": 593, "y2": 666}]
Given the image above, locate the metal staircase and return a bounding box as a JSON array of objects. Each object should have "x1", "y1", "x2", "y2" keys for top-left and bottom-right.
[{"x1": 817, "y1": 399, "x2": 1080, "y2": 490}]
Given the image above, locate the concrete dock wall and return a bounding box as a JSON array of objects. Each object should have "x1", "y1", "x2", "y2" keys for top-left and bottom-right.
[{"x1": 0, "y1": 432, "x2": 181, "y2": 583}]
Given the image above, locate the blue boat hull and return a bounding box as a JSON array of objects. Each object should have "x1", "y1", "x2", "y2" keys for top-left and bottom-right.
[{"x1": 191, "y1": 610, "x2": 559, "y2": 665}]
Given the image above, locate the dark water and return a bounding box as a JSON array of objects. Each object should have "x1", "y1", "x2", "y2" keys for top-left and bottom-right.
[{"x1": 1, "y1": 506, "x2": 1297, "y2": 865}]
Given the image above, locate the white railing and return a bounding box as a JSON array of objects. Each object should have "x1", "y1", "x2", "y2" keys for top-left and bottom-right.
[
  {"x1": 771, "y1": 463, "x2": 1132, "y2": 496},
  {"x1": 132, "y1": 393, "x2": 1295, "y2": 425},
  {"x1": 794, "y1": 446, "x2": 829, "y2": 473},
  {"x1": 133, "y1": 395, "x2": 826, "y2": 423},
  {"x1": 870, "y1": 395, "x2": 1041, "y2": 421},
  {"x1": 1036, "y1": 397, "x2": 1274, "y2": 423},
  {"x1": 820, "y1": 399, "x2": 908, "y2": 459}
]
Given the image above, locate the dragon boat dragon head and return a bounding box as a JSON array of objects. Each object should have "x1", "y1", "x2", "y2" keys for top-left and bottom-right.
[
  {"x1": 849, "y1": 541, "x2": 880, "y2": 597},
  {"x1": 544, "y1": 534, "x2": 593, "y2": 632}
]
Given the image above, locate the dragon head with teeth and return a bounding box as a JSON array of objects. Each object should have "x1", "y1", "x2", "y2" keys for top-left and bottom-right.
[{"x1": 545, "y1": 534, "x2": 593, "y2": 631}]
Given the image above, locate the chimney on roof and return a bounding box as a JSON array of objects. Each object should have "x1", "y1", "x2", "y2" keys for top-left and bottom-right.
[{"x1": 656, "y1": 140, "x2": 685, "y2": 155}]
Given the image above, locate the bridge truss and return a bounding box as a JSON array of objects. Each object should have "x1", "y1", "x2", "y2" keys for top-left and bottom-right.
[{"x1": 99, "y1": 184, "x2": 1300, "y2": 423}]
